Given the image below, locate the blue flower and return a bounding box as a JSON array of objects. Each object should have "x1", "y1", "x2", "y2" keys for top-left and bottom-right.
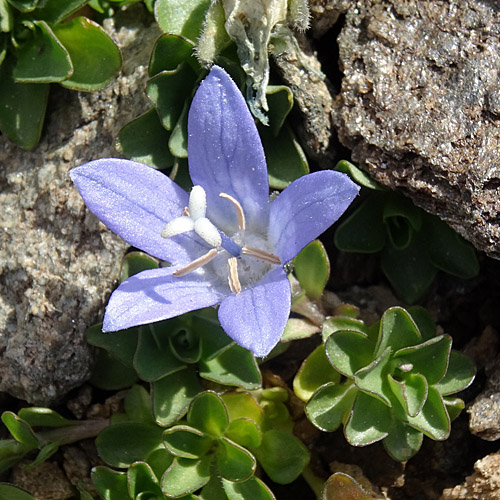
[{"x1": 70, "y1": 66, "x2": 359, "y2": 357}]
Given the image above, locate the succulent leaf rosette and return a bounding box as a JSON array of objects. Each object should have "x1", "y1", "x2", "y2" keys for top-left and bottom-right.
[{"x1": 297, "y1": 306, "x2": 475, "y2": 461}]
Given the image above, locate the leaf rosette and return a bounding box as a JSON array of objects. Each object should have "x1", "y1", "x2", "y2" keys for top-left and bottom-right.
[{"x1": 296, "y1": 306, "x2": 475, "y2": 461}]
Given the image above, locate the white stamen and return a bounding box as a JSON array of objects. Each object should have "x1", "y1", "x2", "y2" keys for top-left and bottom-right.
[
  {"x1": 219, "y1": 192, "x2": 246, "y2": 230},
  {"x1": 173, "y1": 248, "x2": 218, "y2": 277},
  {"x1": 194, "y1": 217, "x2": 222, "y2": 247},
  {"x1": 189, "y1": 185, "x2": 207, "y2": 221},
  {"x1": 161, "y1": 216, "x2": 194, "y2": 239},
  {"x1": 228, "y1": 257, "x2": 242, "y2": 294},
  {"x1": 241, "y1": 246, "x2": 281, "y2": 265}
]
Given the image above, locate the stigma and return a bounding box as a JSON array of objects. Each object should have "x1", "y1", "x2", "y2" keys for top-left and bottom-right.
[{"x1": 161, "y1": 185, "x2": 281, "y2": 293}]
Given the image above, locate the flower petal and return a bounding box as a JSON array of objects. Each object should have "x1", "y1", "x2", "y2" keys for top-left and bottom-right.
[
  {"x1": 103, "y1": 267, "x2": 226, "y2": 332},
  {"x1": 269, "y1": 171, "x2": 360, "y2": 263},
  {"x1": 188, "y1": 66, "x2": 269, "y2": 234},
  {"x1": 218, "y1": 267, "x2": 291, "y2": 358},
  {"x1": 70, "y1": 158, "x2": 206, "y2": 265}
]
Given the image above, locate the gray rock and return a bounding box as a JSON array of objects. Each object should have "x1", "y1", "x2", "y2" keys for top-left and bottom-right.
[
  {"x1": 333, "y1": 0, "x2": 500, "y2": 258},
  {"x1": 0, "y1": 5, "x2": 160, "y2": 404}
]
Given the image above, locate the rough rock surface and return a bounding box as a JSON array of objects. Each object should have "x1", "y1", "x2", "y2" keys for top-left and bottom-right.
[
  {"x1": 0, "y1": 6, "x2": 160, "y2": 404},
  {"x1": 441, "y1": 451, "x2": 500, "y2": 500},
  {"x1": 333, "y1": 0, "x2": 500, "y2": 258}
]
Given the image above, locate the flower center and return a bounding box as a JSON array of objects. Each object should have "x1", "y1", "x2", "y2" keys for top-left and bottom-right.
[{"x1": 161, "y1": 185, "x2": 281, "y2": 294}]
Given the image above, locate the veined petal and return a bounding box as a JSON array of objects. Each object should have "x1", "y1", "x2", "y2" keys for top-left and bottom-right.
[
  {"x1": 188, "y1": 66, "x2": 269, "y2": 234},
  {"x1": 218, "y1": 267, "x2": 291, "y2": 358},
  {"x1": 70, "y1": 159, "x2": 206, "y2": 265},
  {"x1": 102, "y1": 267, "x2": 226, "y2": 332},
  {"x1": 269, "y1": 171, "x2": 360, "y2": 263}
]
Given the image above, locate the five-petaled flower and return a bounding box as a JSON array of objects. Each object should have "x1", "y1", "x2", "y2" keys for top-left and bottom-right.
[{"x1": 70, "y1": 66, "x2": 359, "y2": 357}]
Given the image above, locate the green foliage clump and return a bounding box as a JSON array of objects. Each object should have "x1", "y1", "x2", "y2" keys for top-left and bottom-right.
[
  {"x1": 0, "y1": 0, "x2": 121, "y2": 149},
  {"x1": 294, "y1": 306, "x2": 476, "y2": 461}
]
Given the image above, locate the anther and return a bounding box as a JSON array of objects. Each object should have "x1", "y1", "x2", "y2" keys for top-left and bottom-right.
[
  {"x1": 219, "y1": 193, "x2": 246, "y2": 230},
  {"x1": 183, "y1": 206, "x2": 190, "y2": 216},
  {"x1": 228, "y1": 257, "x2": 242, "y2": 294},
  {"x1": 173, "y1": 248, "x2": 218, "y2": 277},
  {"x1": 241, "y1": 246, "x2": 282, "y2": 265}
]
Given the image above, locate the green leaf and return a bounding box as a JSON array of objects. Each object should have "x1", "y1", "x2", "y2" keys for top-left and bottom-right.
[
  {"x1": 124, "y1": 385, "x2": 154, "y2": 424},
  {"x1": 344, "y1": 391, "x2": 392, "y2": 446},
  {"x1": 262, "y1": 122, "x2": 309, "y2": 189},
  {"x1": 354, "y1": 348, "x2": 393, "y2": 406},
  {"x1": 89, "y1": 348, "x2": 139, "y2": 390},
  {"x1": 168, "y1": 323, "x2": 202, "y2": 364},
  {"x1": 168, "y1": 101, "x2": 189, "y2": 157},
  {"x1": 91, "y1": 466, "x2": 129, "y2": 500},
  {"x1": 305, "y1": 382, "x2": 357, "y2": 432},
  {"x1": 322, "y1": 472, "x2": 374, "y2": 500},
  {"x1": 334, "y1": 194, "x2": 386, "y2": 253},
  {"x1": 1, "y1": 0, "x2": 13, "y2": 32},
  {"x1": 221, "y1": 393, "x2": 263, "y2": 427},
  {"x1": 266, "y1": 85, "x2": 293, "y2": 136},
  {"x1": 85, "y1": 323, "x2": 138, "y2": 368},
  {"x1": 14, "y1": 20, "x2": 72, "y2": 82},
  {"x1": 29, "y1": 441, "x2": 60, "y2": 467},
  {"x1": 222, "y1": 476, "x2": 276, "y2": 500},
  {"x1": 424, "y1": 213, "x2": 479, "y2": 278},
  {"x1": 147, "y1": 63, "x2": 197, "y2": 130},
  {"x1": 0, "y1": 439, "x2": 32, "y2": 473},
  {"x1": 145, "y1": 448, "x2": 174, "y2": 479},
  {"x1": 293, "y1": 345, "x2": 341, "y2": 402},
  {"x1": 394, "y1": 335, "x2": 452, "y2": 385},
  {"x1": 281, "y1": 318, "x2": 321, "y2": 342},
  {"x1": 388, "y1": 373, "x2": 428, "y2": 418},
  {"x1": 382, "y1": 193, "x2": 422, "y2": 250},
  {"x1": 375, "y1": 307, "x2": 422, "y2": 357},
  {"x1": 382, "y1": 419, "x2": 423, "y2": 462},
  {"x1": 322, "y1": 316, "x2": 369, "y2": 343},
  {"x1": 381, "y1": 235, "x2": 438, "y2": 304},
  {"x1": 225, "y1": 418, "x2": 261, "y2": 449},
  {"x1": 216, "y1": 437, "x2": 256, "y2": 482},
  {"x1": 1, "y1": 412, "x2": 39, "y2": 448},
  {"x1": 293, "y1": 240, "x2": 330, "y2": 300},
  {"x1": 188, "y1": 392, "x2": 229, "y2": 437},
  {"x1": 254, "y1": 430, "x2": 309, "y2": 484},
  {"x1": 96, "y1": 422, "x2": 164, "y2": 467},
  {"x1": 152, "y1": 366, "x2": 203, "y2": 427},
  {"x1": 443, "y1": 396, "x2": 465, "y2": 421},
  {"x1": 325, "y1": 330, "x2": 374, "y2": 378},
  {"x1": 128, "y1": 461, "x2": 163, "y2": 498},
  {"x1": 334, "y1": 160, "x2": 383, "y2": 190},
  {"x1": 0, "y1": 57, "x2": 48, "y2": 149},
  {"x1": 163, "y1": 425, "x2": 213, "y2": 459},
  {"x1": 154, "y1": 0, "x2": 210, "y2": 42},
  {"x1": 31, "y1": 0, "x2": 88, "y2": 23},
  {"x1": 120, "y1": 251, "x2": 158, "y2": 282},
  {"x1": 149, "y1": 33, "x2": 195, "y2": 76},
  {"x1": 117, "y1": 107, "x2": 175, "y2": 169},
  {"x1": 134, "y1": 323, "x2": 187, "y2": 382},
  {"x1": 199, "y1": 344, "x2": 262, "y2": 390},
  {"x1": 407, "y1": 306, "x2": 436, "y2": 341},
  {"x1": 17, "y1": 408, "x2": 75, "y2": 428},
  {"x1": 405, "y1": 386, "x2": 450, "y2": 440},
  {"x1": 434, "y1": 350, "x2": 476, "y2": 395},
  {"x1": 53, "y1": 17, "x2": 121, "y2": 91},
  {"x1": 0, "y1": 484, "x2": 36, "y2": 500},
  {"x1": 6, "y1": 0, "x2": 37, "y2": 12},
  {"x1": 162, "y1": 455, "x2": 211, "y2": 497}
]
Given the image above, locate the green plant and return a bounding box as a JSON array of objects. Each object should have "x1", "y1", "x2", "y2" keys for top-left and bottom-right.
[
  {"x1": 294, "y1": 306, "x2": 475, "y2": 461},
  {"x1": 334, "y1": 161, "x2": 480, "y2": 303},
  {"x1": 0, "y1": 0, "x2": 121, "y2": 149}
]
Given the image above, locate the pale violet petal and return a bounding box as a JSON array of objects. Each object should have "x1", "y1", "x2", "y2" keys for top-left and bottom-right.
[
  {"x1": 194, "y1": 217, "x2": 222, "y2": 248},
  {"x1": 268, "y1": 171, "x2": 360, "y2": 263},
  {"x1": 188, "y1": 66, "x2": 269, "y2": 234},
  {"x1": 161, "y1": 216, "x2": 194, "y2": 239},
  {"x1": 189, "y1": 185, "x2": 207, "y2": 221},
  {"x1": 103, "y1": 267, "x2": 226, "y2": 332},
  {"x1": 70, "y1": 159, "x2": 206, "y2": 265},
  {"x1": 218, "y1": 267, "x2": 291, "y2": 358}
]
